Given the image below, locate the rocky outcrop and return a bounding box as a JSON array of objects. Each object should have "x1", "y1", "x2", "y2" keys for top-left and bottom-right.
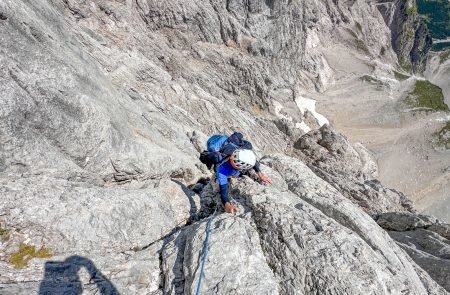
[
  {"x1": 376, "y1": 0, "x2": 432, "y2": 73},
  {"x1": 249, "y1": 156, "x2": 446, "y2": 294},
  {"x1": 0, "y1": 174, "x2": 190, "y2": 294},
  {"x1": 0, "y1": 175, "x2": 191, "y2": 253},
  {"x1": 377, "y1": 212, "x2": 450, "y2": 291},
  {"x1": 293, "y1": 125, "x2": 414, "y2": 217},
  {"x1": 162, "y1": 214, "x2": 279, "y2": 294},
  {"x1": 425, "y1": 49, "x2": 450, "y2": 105}
]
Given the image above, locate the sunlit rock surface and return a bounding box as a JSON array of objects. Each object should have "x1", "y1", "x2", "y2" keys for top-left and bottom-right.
[{"x1": 0, "y1": 0, "x2": 449, "y2": 294}]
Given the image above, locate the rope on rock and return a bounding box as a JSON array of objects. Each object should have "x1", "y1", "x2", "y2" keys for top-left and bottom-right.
[{"x1": 195, "y1": 204, "x2": 218, "y2": 295}]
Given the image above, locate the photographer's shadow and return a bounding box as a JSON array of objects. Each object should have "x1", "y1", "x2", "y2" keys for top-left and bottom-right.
[{"x1": 39, "y1": 255, "x2": 119, "y2": 295}]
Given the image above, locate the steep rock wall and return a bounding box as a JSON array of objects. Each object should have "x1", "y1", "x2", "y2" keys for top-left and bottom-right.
[
  {"x1": 0, "y1": 0, "x2": 448, "y2": 294},
  {"x1": 376, "y1": 0, "x2": 432, "y2": 73},
  {"x1": 0, "y1": 0, "x2": 397, "y2": 180}
]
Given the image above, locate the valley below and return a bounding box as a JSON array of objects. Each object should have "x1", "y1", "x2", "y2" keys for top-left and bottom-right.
[{"x1": 311, "y1": 45, "x2": 450, "y2": 222}]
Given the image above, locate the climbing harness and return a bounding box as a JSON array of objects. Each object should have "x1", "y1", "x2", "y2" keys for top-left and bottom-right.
[{"x1": 195, "y1": 204, "x2": 219, "y2": 295}]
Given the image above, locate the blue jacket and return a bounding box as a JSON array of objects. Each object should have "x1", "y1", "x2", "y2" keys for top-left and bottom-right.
[{"x1": 216, "y1": 160, "x2": 261, "y2": 204}]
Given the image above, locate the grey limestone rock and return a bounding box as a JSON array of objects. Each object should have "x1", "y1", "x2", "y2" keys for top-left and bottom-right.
[
  {"x1": 162, "y1": 214, "x2": 278, "y2": 295},
  {"x1": 390, "y1": 229, "x2": 450, "y2": 292},
  {"x1": 0, "y1": 243, "x2": 163, "y2": 295},
  {"x1": 293, "y1": 125, "x2": 414, "y2": 217},
  {"x1": 0, "y1": 176, "x2": 191, "y2": 254},
  {"x1": 376, "y1": 0, "x2": 432, "y2": 73},
  {"x1": 250, "y1": 156, "x2": 446, "y2": 294},
  {"x1": 0, "y1": 0, "x2": 448, "y2": 294},
  {"x1": 377, "y1": 211, "x2": 438, "y2": 231},
  {"x1": 0, "y1": 174, "x2": 194, "y2": 294},
  {"x1": 154, "y1": 156, "x2": 449, "y2": 295},
  {"x1": 377, "y1": 211, "x2": 450, "y2": 291}
]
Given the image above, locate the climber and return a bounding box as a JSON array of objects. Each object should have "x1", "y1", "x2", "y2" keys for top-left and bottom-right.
[
  {"x1": 188, "y1": 131, "x2": 272, "y2": 214},
  {"x1": 190, "y1": 131, "x2": 272, "y2": 214},
  {"x1": 216, "y1": 148, "x2": 272, "y2": 214}
]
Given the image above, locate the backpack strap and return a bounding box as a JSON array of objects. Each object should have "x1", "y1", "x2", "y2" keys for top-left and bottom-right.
[{"x1": 214, "y1": 154, "x2": 231, "y2": 171}]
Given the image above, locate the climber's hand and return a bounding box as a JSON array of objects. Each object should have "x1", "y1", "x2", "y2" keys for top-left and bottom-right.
[
  {"x1": 224, "y1": 202, "x2": 238, "y2": 215},
  {"x1": 257, "y1": 172, "x2": 273, "y2": 185}
]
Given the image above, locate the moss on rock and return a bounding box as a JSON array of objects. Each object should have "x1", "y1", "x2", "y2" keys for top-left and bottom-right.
[
  {"x1": 440, "y1": 49, "x2": 450, "y2": 63},
  {"x1": 360, "y1": 75, "x2": 384, "y2": 90},
  {"x1": 394, "y1": 71, "x2": 410, "y2": 81},
  {"x1": 9, "y1": 244, "x2": 52, "y2": 268},
  {"x1": 436, "y1": 121, "x2": 450, "y2": 149},
  {"x1": 0, "y1": 225, "x2": 9, "y2": 241}
]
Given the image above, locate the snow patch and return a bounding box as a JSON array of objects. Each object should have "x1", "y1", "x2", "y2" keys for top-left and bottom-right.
[
  {"x1": 273, "y1": 100, "x2": 293, "y2": 122},
  {"x1": 379, "y1": 76, "x2": 399, "y2": 85},
  {"x1": 413, "y1": 76, "x2": 427, "y2": 81},
  {"x1": 379, "y1": 76, "x2": 398, "y2": 100},
  {"x1": 306, "y1": 31, "x2": 320, "y2": 49},
  {"x1": 295, "y1": 96, "x2": 329, "y2": 127},
  {"x1": 274, "y1": 99, "x2": 313, "y2": 133},
  {"x1": 435, "y1": 114, "x2": 450, "y2": 122},
  {"x1": 274, "y1": 98, "x2": 330, "y2": 133},
  {"x1": 296, "y1": 122, "x2": 311, "y2": 133}
]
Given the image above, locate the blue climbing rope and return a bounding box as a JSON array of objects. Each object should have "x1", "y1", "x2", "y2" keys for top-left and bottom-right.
[{"x1": 195, "y1": 205, "x2": 218, "y2": 295}]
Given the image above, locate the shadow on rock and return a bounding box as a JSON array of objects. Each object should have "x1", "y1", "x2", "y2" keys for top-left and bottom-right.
[
  {"x1": 38, "y1": 255, "x2": 119, "y2": 295},
  {"x1": 171, "y1": 178, "x2": 217, "y2": 221}
]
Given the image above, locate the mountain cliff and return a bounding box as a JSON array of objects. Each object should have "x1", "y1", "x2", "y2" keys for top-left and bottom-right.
[
  {"x1": 376, "y1": 0, "x2": 432, "y2": 73},
  {"x1": 1, "y1": 0, "x2": 449, "y2": 294}
]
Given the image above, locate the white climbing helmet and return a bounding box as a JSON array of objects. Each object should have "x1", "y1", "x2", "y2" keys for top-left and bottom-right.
[{"x1": 230, "y1": 149, "x2": 256, "y2": 171}]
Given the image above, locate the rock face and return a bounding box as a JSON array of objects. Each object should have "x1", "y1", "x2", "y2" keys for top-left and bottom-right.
[
  {"x1": 377, "y1": 212, "x2": 450, "y2": 292},
  {"x1": 162, "y1": 214, "x2": 279, "y2": 295},
  {"x1": 293, "y1": 125, "x2": 414, "y2": 217},
  {"x1": 0, "y1": 175, "x2": 190, "y2": 294},
  {"x1": 425, "y1": 49, "x2": 450, "y2": 105},
  {"x1": 0, "y1": 0, "x2": 399, "y2": 182},
  {"x1": 1, "y1": 0, "x2": 449, "y2": 294},
  {"x1": 253, "y1": 156, "x2": 448, "y2": 294},
  {"x1": 376, "y1": 0, "x2": 432, "y2": 73},
  {"x1": 158, "y1": 155, "x2": 449, "y2": 295}
]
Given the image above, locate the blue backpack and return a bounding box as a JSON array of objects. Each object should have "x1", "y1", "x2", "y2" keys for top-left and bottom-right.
[
  {"x1": 199, "y1": 133, "x2": 252, "y2": 169},
  {"x1": 207, "y1": 135, "x2": 229, "y2": 152}
]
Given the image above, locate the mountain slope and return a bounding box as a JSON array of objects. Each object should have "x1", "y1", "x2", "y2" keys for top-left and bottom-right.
[{"x1": 0, "y1": 0, "x2": 449, "y2": 294}]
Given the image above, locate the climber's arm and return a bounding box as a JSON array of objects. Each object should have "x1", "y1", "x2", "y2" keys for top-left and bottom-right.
[
  {"x1": 253, "y1": 161, "x2": 272, "y2": 185},
  {"x1": 253, "y1": 160, "x2": 261, "y2": 173}
]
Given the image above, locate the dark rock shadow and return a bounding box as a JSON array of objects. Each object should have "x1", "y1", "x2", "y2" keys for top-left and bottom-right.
[
  {"x1": 171, "y1": 179, "x2": 199, "y2": 221},
  {"x1": 171, "y1": 178, "x2": 216, "y2": 222},
  {"x1": 38, "y1": 255, "x2": 119, "y2": 295},
  {"x1": 230, "y1": 185, "x2": 255, "y2": 214},
  {"x1": 158, "y1": 227, "x2": 189, "y2": 295}
]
